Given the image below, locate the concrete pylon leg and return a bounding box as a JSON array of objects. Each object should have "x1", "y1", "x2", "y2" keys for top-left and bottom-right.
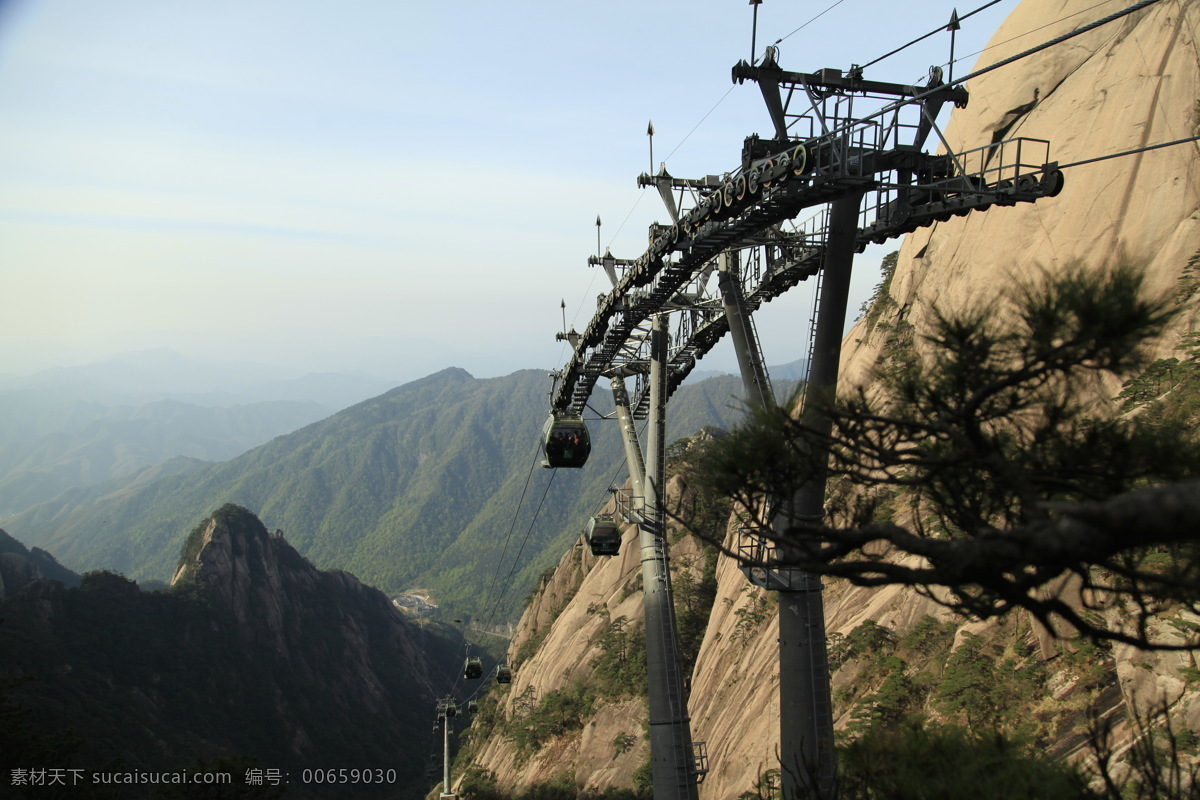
[
  {"x1": 643, "y1": 313, "x2": 700, "y2": 800},
  {"x1": 777, "y1": 191, "x2": 863, "y2": 800},
  {"x1": 611, "y1": 375, "x2": 647, "y2": 500},
  {"x1": 717, "y1": 250, "x2": 774, "y2": 409}
]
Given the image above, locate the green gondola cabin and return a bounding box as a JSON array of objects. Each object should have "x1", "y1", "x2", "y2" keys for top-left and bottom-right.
[
  {"x1": 586, "y1": 516, "x2": 621, "y2": 556},
  {"x1": 542, "y1": 414, "x2": 591, "y2": 468}
]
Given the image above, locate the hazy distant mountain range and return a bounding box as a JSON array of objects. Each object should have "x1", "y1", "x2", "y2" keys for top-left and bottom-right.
[
  {"x1": 0, "y1": 348, "x2": 397, "y2": 406},
  {"x1": 3, "y1": 361, "x2": 797, "y2": 621},
  {"x1": 0, "y1": 349, "x2": 399, "y2": 517}
]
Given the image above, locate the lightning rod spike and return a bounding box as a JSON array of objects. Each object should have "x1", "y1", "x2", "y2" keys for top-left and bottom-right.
[
  {"x1": 647, "y1": 120, "x2": 654, "y2": 175},
  {"x1": 749, "y1": 0, "x2": 762, "y2": 65},
  {"x1": 948, "y1": 8, "x2": 961, "y2": 84}
]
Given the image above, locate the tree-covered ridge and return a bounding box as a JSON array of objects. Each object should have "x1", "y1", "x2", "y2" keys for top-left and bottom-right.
[
  {"x1": 0, "y1": 528, "x2": 79, "y2": 592},
  {"x1": 8, "y1": 369, "x2": 772, "y2": 621}
]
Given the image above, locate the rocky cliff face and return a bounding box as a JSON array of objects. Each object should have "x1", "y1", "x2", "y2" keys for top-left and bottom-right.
[
  {"x1": 459, "y1": 1, "x2": 1200, "y2": 798},
  {"x1": 842, "y1": 0, "x2": 1200, "y2": 387},
  {"x1": 459, "y1": 474, "x2": 715, "y2": 796},
  {"x1": 468, "y1": 533, "x2": 651, "y2": 793}
]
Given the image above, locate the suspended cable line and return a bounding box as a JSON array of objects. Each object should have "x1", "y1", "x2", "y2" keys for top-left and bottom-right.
[
  {"x1": 945, "y1": 0, "x2": 1114, "y2": 73},
  {"x1": 859, "y1": 0, "x2": 1009, "y2": 70},
  {"x1": 1058, "y1": 135, "x2": 1200, "y2": 169},
  {"x1": 772, "y1": 0, "x2": 850, "y2": 46},
  {"x1": 661, "y1": 86, "x2": 737, "y2": 166},
  {"x1": 603, "y1": 192, "x2": 647, "y2": 254},
  {"x1": 443, "y1": 441, "x2": 572, "y2": 707},
  {"x1": 485, "y1": 469, "x2": 558, "y2": 628},
  {"x1": 477, "y1": 441, "x2": 545, "y2": 633},
  {"x1": 956, "y1": 0, "x2": 1163, "y2": 85},
  {"x1": 800, "y1": 0, "x2": 1167, "y2": 149},
  {"x1": 604, "y1": 86, "x2": 737, "y2": 252}
]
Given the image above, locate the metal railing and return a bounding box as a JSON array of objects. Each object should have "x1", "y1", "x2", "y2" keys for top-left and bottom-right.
[{"x1": 736, "y1": 527, "x2": 819, "y2": 592}]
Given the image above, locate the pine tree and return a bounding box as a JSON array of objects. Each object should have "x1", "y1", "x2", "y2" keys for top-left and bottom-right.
[{"x1": 690, "y1": 263, "x2": 1200, "y2": 649}]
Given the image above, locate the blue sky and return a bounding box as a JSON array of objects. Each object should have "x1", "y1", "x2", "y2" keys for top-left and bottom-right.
[{"x1": 0, "y1": 0, "x2": 1022, "y2": 382}]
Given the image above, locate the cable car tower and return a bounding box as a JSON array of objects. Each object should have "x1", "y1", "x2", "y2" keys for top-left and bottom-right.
[
  {"x1": 547, "y1": 11, "x2": 1062, "y2": 800},
  {"x1": 432, "y1": 698, "x2": 457, "y2": 800}
]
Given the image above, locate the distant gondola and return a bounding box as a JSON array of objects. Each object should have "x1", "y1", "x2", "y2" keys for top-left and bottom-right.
[
  {"x1": 467, "y1": 700, "x2": 479, "y2": 715},
  {"x1": 541, "y1": 414, "x2": 591, "y2": 469},
  {"x1": 495, "y1": 664, "x2": 512, "y2": 684},
  {"x1": 445, "y1": 701, "x2": 458, "y2": 718},
  {"x1": 464, "y1": 657, "x2": 483, "y2": 680},
  {"x1": 586, "y1": 516, "x2": 621, "y2": 557}
]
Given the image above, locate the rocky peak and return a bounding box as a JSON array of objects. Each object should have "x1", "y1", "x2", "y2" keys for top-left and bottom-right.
[
  {"x1": 169, "y1": 504, "x2": 423, "y2": 677},
  {"x1": 170, "y1": 504, "x2": 299, "y2": 646}
]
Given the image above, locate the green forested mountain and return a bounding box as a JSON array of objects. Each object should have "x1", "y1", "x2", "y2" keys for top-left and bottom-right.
[{"x1": 7, "y1": 368, "x2": 773, "y2": 620}]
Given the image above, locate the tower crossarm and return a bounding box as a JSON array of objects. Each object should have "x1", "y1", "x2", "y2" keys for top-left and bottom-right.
[{"x1": 552, "y1": 53, "x2": 1062, "y2": 420}]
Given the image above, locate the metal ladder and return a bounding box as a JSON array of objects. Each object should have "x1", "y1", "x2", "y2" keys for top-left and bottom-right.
[
  {"x1": 798, "y1": 264, "x2": 825, "y2": 414},
  {"x1": 745, "y1": 306, "x2": 773, "y2": 402}
]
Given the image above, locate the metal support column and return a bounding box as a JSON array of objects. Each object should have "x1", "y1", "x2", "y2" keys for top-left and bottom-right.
[
  {"x1": 777, "y1": 192, "x2": 863, "y2": 800},
  {"x1": 441, "y1": 713, "x2": 455, "y2": 800},
  {"x1": 717, "y1": 250, "x2": 775, "y2": 409},
  {"x1": 642, "y1": 313, "x2": 700, "y2": 800},
  {"x1": 646, "y1": 314, "x2": 668, "y2": 499},
  {"x1": 611, "y1": 375, "x2": 647, "y2": 500}
]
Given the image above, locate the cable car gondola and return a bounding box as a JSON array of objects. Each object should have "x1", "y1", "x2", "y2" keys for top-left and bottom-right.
[
  {"x1": 464, "y1": 657, "x2": 483, "y2": 680},
  {"x1": 445, "y1": 701, "x2": 458, "y2": 718},
  {"x1": 586, "y1": 516, "x2": 621, "y2": 557},
  {"x1": 467, "y1": 700, "x2": 479, "y2": 715},
  {"x1": 495, "y1": 664, "x2": 512, "y2": 684},
  {"x1": 541, "y1": 414, "x2": 591, "y2": 469}
]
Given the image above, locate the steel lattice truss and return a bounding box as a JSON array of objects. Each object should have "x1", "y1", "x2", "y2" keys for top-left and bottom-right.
[{"x1": 551, "y1": 49, "x2": 1064, "y2": 419}]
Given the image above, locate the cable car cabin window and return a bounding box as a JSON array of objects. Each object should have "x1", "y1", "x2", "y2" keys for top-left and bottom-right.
[
  {"x1": 542, "y1": 416, "x2": 591, "y2": 469},
  {"x1": 464, "y1": 657, "x2": 483, "y2": 680},
  {"x1": 586, "y1": 517, "x2": 621, "y2": 557}
]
